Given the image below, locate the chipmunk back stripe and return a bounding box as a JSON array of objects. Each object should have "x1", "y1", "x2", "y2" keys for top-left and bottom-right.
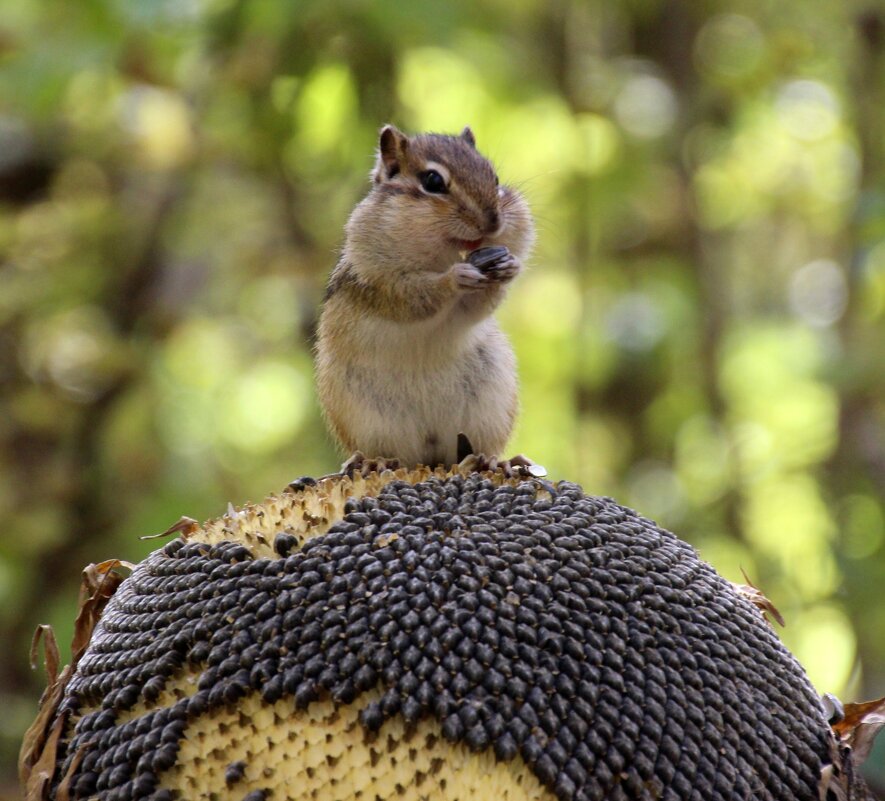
[{"x1": 376, "y1": 183, "x2": 423, "y2": 200}]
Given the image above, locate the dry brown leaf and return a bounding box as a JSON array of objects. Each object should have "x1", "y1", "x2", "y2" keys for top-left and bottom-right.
[
  {"x1": 140, "y1": 515, "x2": 199, "y2": 541},
  {"x1": 818, "y1": 695, "x2": 885, "y2": 800},
  {"x1": 833, "y1": 696, "x2": 885, "y2": 765},
  {"x1": 18, "y1": 558, "x2": 132, "y2": 798},
  {"x1": 55, "y1": 739, "x2": 88, "y2": 801},
  {"x1": 19, "y1": 625, "x2": 69, "y2": 795},
  {"x1": 29, "y1": 625, "x2": 60, "y2": 685},
  {"x1": 23, "y1": 712, "x2": 67, "y2": 801},
  {"x1": 731, "y1": 569, "x2": 786, "y2": 628},
  {"x1": 72, "y1": 560, "x2": 132, "y2": 662}
]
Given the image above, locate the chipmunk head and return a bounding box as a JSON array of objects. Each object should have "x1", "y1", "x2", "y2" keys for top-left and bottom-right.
[{"x1": 370, "y1": 124, "x2": 529, "y2": 255}]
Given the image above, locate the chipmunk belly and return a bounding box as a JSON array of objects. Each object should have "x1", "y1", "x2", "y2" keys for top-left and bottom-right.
[{"x1": 338, "y1": 317, "x2": 517, "y2": 465}]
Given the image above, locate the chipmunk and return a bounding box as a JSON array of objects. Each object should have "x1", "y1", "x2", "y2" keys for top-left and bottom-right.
[{"x1": 315, "y1": 124, "x2": 540, "y2": 476}]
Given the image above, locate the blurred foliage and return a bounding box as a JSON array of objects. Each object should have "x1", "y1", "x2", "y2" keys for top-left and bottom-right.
[{"x1": 2, "y1": 0, "x2": 885, "y2": 794}]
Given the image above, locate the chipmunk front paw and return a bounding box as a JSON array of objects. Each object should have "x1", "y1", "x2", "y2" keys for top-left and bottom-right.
[
  {"x1": 454, "y1": 246, "x2": 520, "y2": 290},
  {"x1": 468, "y1": 245, "x2": 520, "y2": 283},
  {"x1": 453, "y1": 262, "x2": 488, "y2": 290}
]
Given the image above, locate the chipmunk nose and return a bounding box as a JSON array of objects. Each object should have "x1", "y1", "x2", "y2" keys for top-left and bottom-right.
[{"x1": 485, "y1": 209, "x2": 500, "y2": 232}]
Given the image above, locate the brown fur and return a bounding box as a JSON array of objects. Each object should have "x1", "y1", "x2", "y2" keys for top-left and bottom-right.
[{"x1": 315, "y1": 125, "x2": 535, "y2": 467}]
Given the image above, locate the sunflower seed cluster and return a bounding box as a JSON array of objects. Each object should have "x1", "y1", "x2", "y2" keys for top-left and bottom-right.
[{"x1": 53, "y1": 474, "x2": 832, "y2": 800}]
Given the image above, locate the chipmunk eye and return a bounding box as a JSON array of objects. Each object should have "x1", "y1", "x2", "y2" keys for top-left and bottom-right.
[{"x1": 419, "y1": 170, "x2": 447, "y2": 194}]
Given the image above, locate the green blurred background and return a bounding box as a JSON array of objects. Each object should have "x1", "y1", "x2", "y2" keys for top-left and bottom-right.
[{"x1": 2, "y1": 0, "x2": 885, "y2": 795}]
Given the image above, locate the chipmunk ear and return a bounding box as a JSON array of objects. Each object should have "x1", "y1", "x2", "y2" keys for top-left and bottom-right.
[
  {"x1": 374, "y1": 124, "x2": 409, "y2": 182},
  {"x1": 460, "y1": 126, "x2": 476, "y2": 148}
]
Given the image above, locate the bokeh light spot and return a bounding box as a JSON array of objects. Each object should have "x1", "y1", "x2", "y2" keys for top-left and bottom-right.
[
  {"x1": 787, "y1": 604, "x2": 856, "y2": 693},
  {"x1": 614, "y1": 73, "x2": 678, "y2": 139},
  {"x1": 604, "y1": 292, "x2": 665, "y2": 352},
  {"x1": 576, "y1": 113, "x2": 621, "y2": 175},
  {"x1": 776, "y1": 80, "x2": 840, "y2": 141},
  {"x1": 219, "y1": 361, "x2": 308, "y2": 453},
  {"x1": 788, "y1": 259, "x2": 847, "y2": 328},
  {"x1": 398, "y1": 49, "x2": 488, "y2": 132},
  {"x1": 295, "y1": 63, "x2": 358, "y2": 154},
  {"x1": 118, "y1": 85, "x2": 194, "y2": 169},
  {"x1": 694, "y1": 14, "x2": 765, "y2": 81}
]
